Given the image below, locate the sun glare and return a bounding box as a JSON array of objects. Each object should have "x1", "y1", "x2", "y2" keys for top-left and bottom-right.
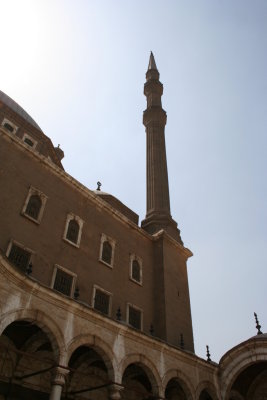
[{"x1": 0, "y1": 1, "x2": 64, "y2": 93}]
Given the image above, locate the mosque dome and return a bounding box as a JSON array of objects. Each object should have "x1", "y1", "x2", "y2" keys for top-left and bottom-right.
[{"x1": 0, "y1": 90, "x2": 42, "y2": 131}]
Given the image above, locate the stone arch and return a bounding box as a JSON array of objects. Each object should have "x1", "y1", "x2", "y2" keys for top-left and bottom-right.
[
  {"x1": 163, "y1": 369, "x2": 194, "y2": 400},
  {"x1": 0, "y1": 308, "x2": 66, "y2": 363},
  {"x1": 247, "y1": 368, "x2": 267, "y2": 398},
  {"x1": 196, "y1": 381, "x2": 219, "y2": 400},
  {"x1": 220, "y1": 342, "x2": 267, "y2": 400},
  {"x1": 228, "y1": 390, "x2": 244, "y2": 400},
  {"x1": 0, "y1": 334, "x2": 17, "y2": 376},
  {"x1": 118, "y1": 353, "x2": 162, "y2": 396},
  {"x1": 66, "y1": 333, "x2": 117, "y2": 381}
]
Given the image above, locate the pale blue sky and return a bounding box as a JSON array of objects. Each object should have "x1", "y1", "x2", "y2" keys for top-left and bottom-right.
[{"x1": 1, "y1": 0, "x2": 266, "y2": 362}]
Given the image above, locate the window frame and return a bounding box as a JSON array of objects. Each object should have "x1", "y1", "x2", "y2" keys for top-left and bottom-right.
[
  {"x1": 63, "y1": 213, "x2": 84, "y2": 248},
  {"x1": 1, "y1": 118, "x2": 18, "y2": 134},
  {"x1": 129, "y1": 254, "x2": 143, "y2": 285},
  {"x1": 6, "y1": 239, "x2": 34, "y2": 271},
  {"x1": 127, "y1": 303, "x2": 143, "y2": 331},
  {"x1": 22, "y1": 133, "x2": 38, "y2": 149},
  {"x1": 92, "y1": 284, "x2": 112, "y2": 316},
  {"x1": 21, "y1": 186, "x2": 48, "y2": 224},
  {"x1": 99, "y1": 233, "x2": 116, "y2": 268},
  {"x1": 51, "y1": 264, "x2": 77, "y2": 297}
]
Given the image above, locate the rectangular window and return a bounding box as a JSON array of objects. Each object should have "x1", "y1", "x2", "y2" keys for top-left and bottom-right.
[
  {"x1": 128, "y1": 305, "x2": 142, "y2": 330},
  {"x1": 22, "y1": 133, "x2": 37, "y2": 149},
  {"x1": 53, "y1": 268, "x2": 73, "y2": 296},
  {"x1": 8, "y1": 243, "x2": 31, "y2": 271},
  {"x1": 1, "y1": 118, "x2": 18, "y2": 134},
  {"x1": 94, "y1": 289, "x2": 110, "y2": 315}
]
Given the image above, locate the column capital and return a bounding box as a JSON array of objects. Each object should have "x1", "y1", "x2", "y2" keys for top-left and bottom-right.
[
  {"x1": 109, "y1": 383, "x2": 124, "y2": 400},
  {"x1": 51, "y1": 366, "x2": 69, "y2": 386}
]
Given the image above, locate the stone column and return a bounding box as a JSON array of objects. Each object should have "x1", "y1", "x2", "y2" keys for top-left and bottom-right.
[
  {"x1": 49, "y1": 366, "x2": 69, "y2": 400},
  {"x1": 109, "y1": 383, "x2": 124, "y2": 400}
]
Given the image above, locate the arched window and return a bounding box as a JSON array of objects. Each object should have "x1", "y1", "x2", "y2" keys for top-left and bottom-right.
[
  {"x1": 102, "y1": 240, "x2": 112, "y2": 265},
  {"x1": 130, "y1": 255, "x2": 143, "y2": 285},
  {"x1": 66, "y1": 219, "x2": 79, "y2": 244},
  {"x1": 63, "y1": 213, "x2": 84, "y2": 248},
  {"x1": 132, "y1": 259, "x2": 141, "y2": 282},
  {"x1": 99, "y1": 234, "x2": 115, "y2": 267},
  {"x1": 25, "y1": 195, "x2": 42, "y2": 220},
  {"x1": 22, "y1": 187, "x2": 47, "y2": 224}
]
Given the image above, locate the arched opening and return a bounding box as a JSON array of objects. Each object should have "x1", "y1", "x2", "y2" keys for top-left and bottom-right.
[
  {"x1": 229, "y1": 361, "x2": 267, "y2": 400},
  {"x1": 165, "y1": 378, "x2": 188, "y2": 400},
  {"x1": 25, "y1": 194, "x2": 42, "y2": 220},
  {"x1": 199, "y1": 389, "x2": 213, "y2": 400},
  {"x1": 0, "y1": 320, "x2": 57, "y2": 399},
  {"x1": 66, "y1": 345, "x2": 112, "y2": 399},
  {"x1": 66, "y1": 219, "x2": 79, "y2": 244},
  {"x1": 122, "y1": 363, "x2": 155, "y2": 400},
  {"x1": 131, "y1": 259, "x2": 141, "y2": 283},
  {"x1": 101, "y1": 241, "x2": 112, "y2": 265}
]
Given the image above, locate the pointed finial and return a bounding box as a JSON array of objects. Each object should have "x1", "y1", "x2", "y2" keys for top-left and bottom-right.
[
  {"x1": 26, "y1": 262, "x2": 32, "y2": 275},
  {"x1": 254, "y1": 312, "x2": 263, "y2": 335},
  {"x1": 148, "y1": 51, "x2": 158, "y2": 71},
  {"x1": 206, "y1": 345, "x2": 211, "y2": 362},
  {"x1": 116, "y1": 307, "x2": 122, "y2": 321},
  {"x1": 180, "y1": 333, "x2": 185, "y2": 349},
  {"x1": 74, "y1": 287, "x2": 80, "y2": 299}
]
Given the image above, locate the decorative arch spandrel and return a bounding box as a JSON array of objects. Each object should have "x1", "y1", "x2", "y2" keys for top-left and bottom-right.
[
  {"x1": 0, "y1": 308, "x2": 67, "y2": 364},
  {"x1": 118, "y1": 353, "x2": 162, "y2": 397},
  {"x1": 66, "y1": 333, "x2": 117, "y2": 381}
]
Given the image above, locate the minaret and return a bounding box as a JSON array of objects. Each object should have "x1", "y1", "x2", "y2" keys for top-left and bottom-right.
[{"x1": 141, "y1": 52, "x2": 182, "y2": 244}]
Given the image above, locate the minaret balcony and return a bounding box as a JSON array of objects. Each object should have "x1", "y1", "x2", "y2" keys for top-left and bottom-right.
[
  {"x1": 143, "y1": 107, "x2": 167, "y2": 127},
  {"x1": 144, "y1": 80, "x2": 163, "y2": 96}
]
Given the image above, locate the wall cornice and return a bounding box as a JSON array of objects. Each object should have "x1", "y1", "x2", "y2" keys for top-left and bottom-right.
[
  {"x1": 0, "y1": 128, "x2": 193, "y2": 255},
  {"x1": 0, "y1": 253, "x2": 212, "y2": 372}
]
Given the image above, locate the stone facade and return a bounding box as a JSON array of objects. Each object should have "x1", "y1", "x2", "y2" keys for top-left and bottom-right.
[{"x1": 0, "y1": 55, "x2": 266, "y2": 399}]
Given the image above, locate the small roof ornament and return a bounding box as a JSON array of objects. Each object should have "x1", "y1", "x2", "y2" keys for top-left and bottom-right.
[
  {"x1": 116, "y1": 307, "x2": 122, "y2": 321},
  {"x1": 180, "y1": 333, "x2": 185, "y2": 349},
  {"x1": 97, "y1": 181, "x2": 102, "y2": 191},
  {"x1": 206, "y1": 345, "x2": 211, "y2": 362},
  {"x1": 254, "y1": 312, "x2": 263, "y2": 335},
  {"x1": 148, "y1": 51, "x2": 158, "y2": 71}
]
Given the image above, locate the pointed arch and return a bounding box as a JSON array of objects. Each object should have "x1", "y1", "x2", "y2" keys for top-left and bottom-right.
[
  {"x1": 118, "y1": 353, "x2": 162, "y2": 396},
  {"x1": 163, "y1": 369, "x2": 194, "y2": 400},
  {"x1": 219, "y1": 336, "x2": 267, "y2": 400},
  {"x1": 0, "y1": 308, "x2": 66, "y2": 363},
  {"x1": 66, "y1": 333, "x2": 117, "y2": 381},
  {"x1": 196, "y1": 381, "x2": 219, "y2": 400}
]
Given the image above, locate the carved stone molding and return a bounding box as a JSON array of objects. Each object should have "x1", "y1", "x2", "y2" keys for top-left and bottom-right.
[
  {"x1": 109, "y1": 383, "x2": 124, "y2": 400},
  {"x1": 51, "y1": 366, "x2": 69, "y2": 386}
]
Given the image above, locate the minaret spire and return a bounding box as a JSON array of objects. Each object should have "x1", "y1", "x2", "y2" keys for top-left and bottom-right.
[
  {"x1": 148, "y1": 51, "x2": 158, "y2": 70},
  {"x1": 141, "y1": 53, "x2": 182, "y2": 243}
]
